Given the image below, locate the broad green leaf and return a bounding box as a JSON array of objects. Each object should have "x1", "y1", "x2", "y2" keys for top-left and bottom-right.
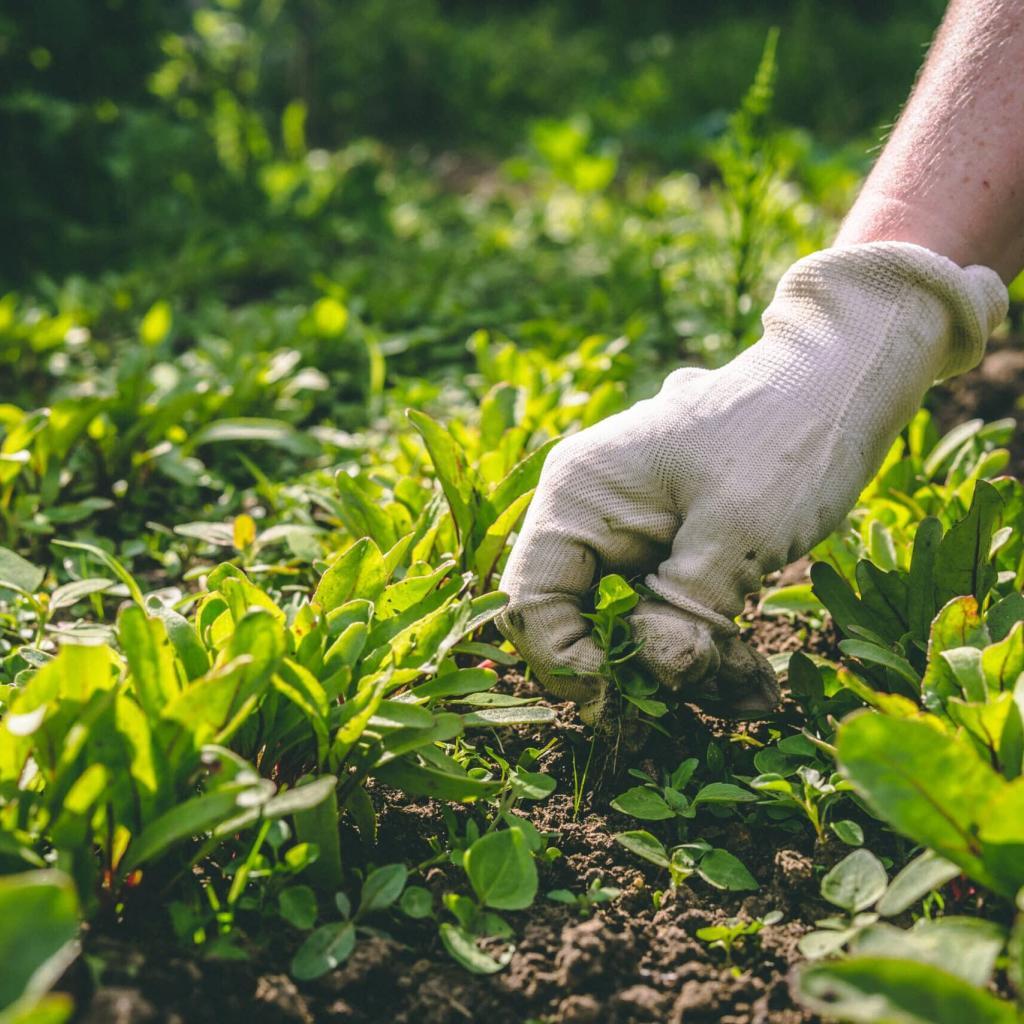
[
  {"x1": 461, "y1": 706, "x2": 556, "y2": 728},
  {"x1": 291, "y1": 921, "x2": 356, "y2": 980},
  {"x1": 933, "y1": 480, "x2": 1001, "y2": 605},
  {"x1": 852, "y1": 918, "x2": 1005, "y2": 987},
  {"x1": 697, "y1": 849, "x2": 758, "y2": 891},
  {"x1": 0, "y1": 870, "x2": 79, "y2": 1013},
  {"x1": 610, "y1": 785, "x2": 674, "y2": 821},
  {"x1": 758, "y1": 584, "x2": 825, "y2": 618},
  {"x1": 831, "y1": 820, "x2": 865, "y2": 847},
  {"x1": 692, "y1": 782, "x2": 759, "y2": 805},
  {"x1": 508, "y1": 769, "x2": 556, "y2": 801},
  {"x1": 840, "y1": 640, "x2": 920, "y2": 687},
  {"x1": 0, "y1": 547, "x2": 44, "y2": 594},
  {"x1": 989, "y1": 593, "x2": 1024, "y2": 643},
  {"x1": 121, "y1": 782, "x2": 261, "y2": 873},
  {"x1": 407, "y1": 410, "x2": 479, "y2": 544},
  {"x1": 876, "y1": 851, "x2": 960, "y2": 917},
  {"x1": 439, "y1": 923, "x2": 510, "y2": 975},
  {"x1": 359, "y1": 864, "x2": 407, "y2": 914},
  {"x1": 49, "y1": 578, "x2": 115, "y2": 612},
  {"x1": 373, "y1": 757, "x2": 501, "y2": 801},
  {"x1": 118, "y1": 606, "x2": 181, "y2": 718},
  {"x1": 797, "y1": 956, "x2": 1018, "y2": 1024},
  {"x1": 411, "y1": 668, "x2": 498, "y2": 700},
  {"x1": 614, "y1": 830, "x2": 670, "y2": 868},
  {"x1": 821, "y1": 849, "x2": 888, "y2": 913},
  {"x1": 464, "y1": 828, "x2": 537, "y2": 910},
  {"x1": 314, "y1": 538, "x2": 387, "y2": 613},
  {"x1": 278, "y1": 886, "x2": 318, "y2": 930},
  {"x1": 907, "y1": 517, "x2": 942, "y2": 641},
  {"x1": 53, "y1": 540, "x2": 144, "y2": 606},
  {"x1": 293, "y1": 778, "x2": 343, "y2": 891},
  {"x1": 400, "y1": 886, "x2": 433, "y2": 919},
  {"x1": 837, "y1": 712, "x2": 1003, "y2": 892}
]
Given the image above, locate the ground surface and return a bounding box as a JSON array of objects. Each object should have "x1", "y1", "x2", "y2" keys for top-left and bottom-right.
[{"x1": 60, "y1": 346, "x2": 1021, "y2": 1024}]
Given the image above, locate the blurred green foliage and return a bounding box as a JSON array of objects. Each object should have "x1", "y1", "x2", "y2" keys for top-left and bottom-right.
[{"x1": 1, "y1": 0, "x2": 944, "y2": 283}]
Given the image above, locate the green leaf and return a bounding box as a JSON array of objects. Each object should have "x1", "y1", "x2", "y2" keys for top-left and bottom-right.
[
  {"x1": 52, "y1": 540, "x2": 144, "y2": 606},
  {"x1": 49, "y1": 577, "x2": 116, "y2": 612},
  {"x1": 189, "y1": 418, "x2": 320, "y2": 458},
  {"x1": 988, "y1": 593, "x2": 1024, "y2": 643},
  {"x1": 400, "y1": 886, "x2": 433, "y2": 919},
  {"x1": 291, "y1": 921, "x2": 356, "y2": 980},
  {"x1": 692, "y1": 782, "x2": 758, "y2": 805},
  {"x1": 697, "y1": 849, "x2": 758, "y2": 891},
  {"x1": 359, "y1": 864, "x2": 407, "y2": 915},
  {"x1": 839, "y1": 640, "x2": 920, "y2": 687},
  {"x1": 439, "y1": 923, "x2": 510, "y2": 975},
  {"x1": 464, "y1": 829, "x2": 538, "y2": 910},
  {"x1": 278, "y1": 886, "x2": 318, "y2": 930},
  {"x1": 934, "y1": 480, "x2": 1001, "y2": 605},
  {"x1": 509, "y1": 769, "x2": 556, "y2": 801},
  {"x1": 461, "y1": 706, "x2": 556, "y2": 728},
  {"x1": 407, "y1": 410, "x2": 479, "y2": 544},
  {"x1": 758, "y1": 584, "x2": 825, "y2": 618},
  {"x1": 877, "y1": 851, "x2": 960, "y2": 918},
  {"x1": 831, "y1": 820, "x2": 865, "y2": 847},
  {"x1": 372, "y1": 758, "x2": 501, "y2": 801},
  {"x1": 821, "y1": 849, "x2": 888, "y2": 913},
  {"x1": 314, "y1": 538, "x2": 387, "y2": 612},
  {"x1": 122, "y1": 782, "x2": 259, "y2": 873},
  {"x1": 293, "y1": 779, "x2": 343, "y2": 891},
  {"x1": 797, "y1": 956, "x2": 1018, "y2": 1024},
  {"x1": 851, "y1": 918, "x2": 1006, "y2": 988},
  {"x1": 610, "y1": 786, "x2": 675, "y2": 821},
  {"x1": 0, "y1": 870, "x2": 79, "y2": 1012},
  {"x1": 0, "y1": 547, "x2": 44, "y2": 594},
  {"x1": 411, "y1": 668, "x2": 497, "y2": 700},
  {"x1": 614, "y1": 830, "x2": 670, "y2": 868},
  {"x1": 907, "y1": 517, "x2": 942, "y2": 641},
  {"x1": 837, "y1": 713, "x2": 1003, "y2": 892},
  {"x1": 118, "y1": 607, "x2": 181, "y2": 718}
]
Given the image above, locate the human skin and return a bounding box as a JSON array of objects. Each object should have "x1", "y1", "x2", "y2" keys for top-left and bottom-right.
[{"x1": 837, "y1": 0, "x2": 1024, "y2": 282}]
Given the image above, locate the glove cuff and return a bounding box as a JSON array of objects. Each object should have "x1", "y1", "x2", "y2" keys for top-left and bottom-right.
[{"x1": 776, "y1": 241, "x2": 1007, "y2": 380}]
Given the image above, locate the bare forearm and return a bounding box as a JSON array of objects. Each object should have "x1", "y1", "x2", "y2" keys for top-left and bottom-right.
[{"x1": 837, "y1": 0, "x2": 1024, "y2": 281}]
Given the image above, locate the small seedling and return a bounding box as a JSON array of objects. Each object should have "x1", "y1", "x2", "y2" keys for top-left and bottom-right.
[
  {"x1": 697, "y1": 910, "x2": 782, "y2": 974},
  {"x1": 547, "y1": 877, "x2": 622, "y2": 917}
]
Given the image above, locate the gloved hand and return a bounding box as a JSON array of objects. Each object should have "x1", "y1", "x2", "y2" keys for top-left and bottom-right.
[{"x1": 498, "y1": 242, "x2": 1007, "y2": 725}]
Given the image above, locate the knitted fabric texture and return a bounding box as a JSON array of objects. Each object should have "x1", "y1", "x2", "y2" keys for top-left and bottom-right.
[{"x1": 497, "y1": 242, "x2": 1007, "y2": 713}]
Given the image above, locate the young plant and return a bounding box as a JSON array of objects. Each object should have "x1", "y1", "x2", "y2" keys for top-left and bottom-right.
[
  {"x1": 290, "y1": 863, "x2": 408, "y2": 980},
  {"x1": 799, "y1": 848, "x2": 961, "y2": 959},
  {"x1": 578, "y1": 573, "x2": 668, "y2": 722},
  {"x1": 547, "y1": 877, "x2": 622, "y2": 918},
  {"x1": 615, "y1": 832, "x2": 757, "y2": 893},
  {"x1": 697, "y1": 910, "x2": 782, "y2": 974}
]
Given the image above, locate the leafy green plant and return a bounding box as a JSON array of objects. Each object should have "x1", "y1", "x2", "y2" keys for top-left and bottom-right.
[
  {"x1": 615, "y1": 831, "x2": 757, "y2": 893},
  {"x1": 612, "y1": 756, "x2": 757, "y2": 826},
  {"x1": 798, "y1": 848, "x2": 961, "y2": 958},
  {"x1": 290, "y1": 863, "x2": 408, "y2": 980}
]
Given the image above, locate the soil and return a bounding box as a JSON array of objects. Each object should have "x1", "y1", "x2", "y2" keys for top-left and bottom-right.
[{"x1": 59, "y1": 350, "x2": 1021, "y2": 1024}]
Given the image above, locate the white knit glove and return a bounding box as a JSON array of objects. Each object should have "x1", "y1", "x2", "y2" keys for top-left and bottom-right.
[{"x1": 498, "y1": 242, "x2": 1007, "y2": 725}]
